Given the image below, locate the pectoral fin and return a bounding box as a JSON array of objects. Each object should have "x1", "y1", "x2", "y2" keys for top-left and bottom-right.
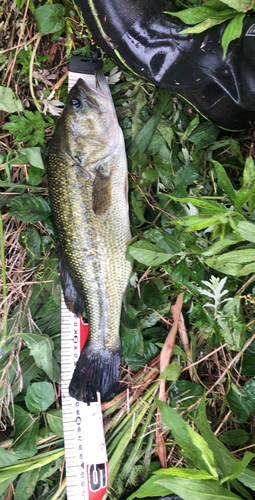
[
  {"x1": 59, "y1": 254, "x2": 85, "y2": 317},
  {"x1": 92, "y1": 168, "x2": 112, "y2": 215}
]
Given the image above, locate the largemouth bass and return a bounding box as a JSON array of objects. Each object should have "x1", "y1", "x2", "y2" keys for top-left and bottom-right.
[{"x1": 47, "y1": 70, "x2": 131, "y2": 402}]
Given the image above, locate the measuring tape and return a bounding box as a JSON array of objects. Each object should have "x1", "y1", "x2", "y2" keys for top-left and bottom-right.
[{"x1": 61, "y1": 55, "x2": 109, "y2": 500}]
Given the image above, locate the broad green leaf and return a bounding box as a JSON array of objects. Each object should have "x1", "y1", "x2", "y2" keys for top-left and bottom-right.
[
  {"x1": 125, "y1": 341, "x2": 159, "y2": 371},
  {"x1": 212, "y1": 160, "x2": 236, "y2": 204},
  {"x1": 205, "y1": 249, "x2": 255, "y2": 276},
  {"x1": 243, "y1": 156, "x2": 255, "y2": 186},
  {"x1": 226, "y1": 384, "x2": 250, "y2": 423},
  {"x1": 157, "y1": 120, "x2": 174, "y2": 149},
  {"x1": 157, "y1": 400, "x2": 218, "y2": 477},
  {"x1": 128, "y1": 116, "x2": 156, "y2": 157},
  {"x1": 34, "y1": 5, "x2": 65, "y2": 33},
  {"x1": 28, "y1": 165, "x2": 43, "y2": 186},
  {"x1": 18, "y1": 333, "x2": 54, "y2": 380},
  {"x1": 167, "y1": 195, "x2": 227, "y2": 213},
  {"x1": 159, "y1": 360, "x2": 182, "y2": 380},
  {"x1": 143, "y1": 228, "x2": 182, "y2": 253},
  {"x1": 235, "y1": 221, "x2": 255, "y2": 243},
  {"x1": 179, "y1": 16, "x2": 234, "y2": 34},
  {"x1": 22, "y1": 147, "x2": 44, "y2": 169},
  {"x1": 0, "y1": 478, "x2": 17, "y2": 496},
  {"x1": 222, "y1": 13, "x2": 245, "y2": 59},
  {"x1": 234, "y1": 186, "x2": 254, "y2": 212},
  {"x1": 174, "y1": 166, "x2": 198, "y2": 187},
  {"x1": 243, "y1": 156, "x2": 255, "y2": 215},
  {"x1": 7, "y1": 193, "x2": 51, "y2": 222},
  {"x1": 46, "y1": 409, "x2": 63, "y2": 438},
  {"x1": 165, "y1": 7, "x2": 234, "y2": 24},
  {"x1": 218, "y1": 295, "x2": 245, "y2": 350},
  {"x1": 25, "y1": 381, "x2": 55, "y2": 413},
  {"x1": 242, "y1": 377, "x2": 255, "y2": 413},
  {"x1": 154, "y1": 468, "x2": 215, "y2": 479},
  {"x1": 188, "y1": 122, "x2": 220, "y2": 149},
  {"x1": 202, "y1": 238, "x2": 234, "y2": 257},
  {"x1": 142, "y1": 168, "x2": 158, "y2": 183},
  {"x1": 156, "y1": 477, "x2": 242, "y2": 499},
  {"x1": 127, "y1": 474, "x2": 172, "y2": 499},
  {"x1": 219, "y1": 429, "x2": 249, "y2": 446},
  {"x1": 221, "y1": 0, "x2": 255, "y2": 12},
  {"x1": 14, "y1": 469, "x2": 40, "y2": 500},
  {"x1": 230, "y1": 479, "x2": 253, "y2": 500},
  {"x1": 120, "y1": 322, "x2": 143, "y2": 358},
  {"x1": 0, "y1": 86, "x2": 24, "y2": 113},
  {"x1": 169, "y1": 381, "x2": 204, "y2": 411},
  {"x1": 0, "y1": 449, "x2": 18, "y2": 467},
  {"x1": 128, "y1": 240, "x2": 174, "y2": 267},
  {"x1": 184, "y1": 215, "x2": 220, "y2": 232},
  {"x1": 223, "y1": 452, "x2": 255, "y2": 483},
  {"x1": 13, "y1": 405, "x2": 39, "y2": 458},
  {"x1": 20, "y1": 226, "x2": 42, "y2": 266},
  {"x1": 131, "y1": 191, "x2": 147, "y2": 223}
]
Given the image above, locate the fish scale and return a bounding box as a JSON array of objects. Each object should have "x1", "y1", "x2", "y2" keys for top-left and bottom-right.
[{"x1": 48, "y1": 71, "x2": 131, "y2": 402}]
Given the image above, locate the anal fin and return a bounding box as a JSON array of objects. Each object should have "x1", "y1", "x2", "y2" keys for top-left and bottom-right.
[{"x1": 59, "y1": 253, "x2": 85, "y2": 317}]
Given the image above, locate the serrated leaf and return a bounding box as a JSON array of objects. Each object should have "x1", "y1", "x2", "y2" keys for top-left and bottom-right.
[
  {"x1": 7, "y1": 194, "x2": 51, "y2": 222},
  {"x1": 222, "y1": 13, "x2": 245, "y2": 59},
  {"x1": 34, "y1": 5, "x2": 65, "y2": 34},
  {"x1": 18, "y1": 333, "x2": 54, "y2": 380},
  {"x1": 128, "y1": 240, "x2": 174, "y2": 267},
  {"x1": 25, "y1": 381, "x2": 55, "y2": 413},
  {"x1": 0, "y1": 86, "x2": 24, "y2": 113},
  {"x1": 46, "y1": 409, "x2": 63, "y2": 437}
]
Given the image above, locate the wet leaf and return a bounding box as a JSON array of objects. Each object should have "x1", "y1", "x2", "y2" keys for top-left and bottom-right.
[
  {"x1": 188, "y1": 122, "x2": 219, "y2": 149},
  {"x1": 226, "y1": 384, "x2": 250, "y2": 423},
  {"x1": 165, "y1": 6, "x2": 234, "y2": 24}
]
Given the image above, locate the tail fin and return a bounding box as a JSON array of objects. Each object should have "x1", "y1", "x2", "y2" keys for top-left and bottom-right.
[{"x1": 69, "y1": 343, "x2": 122, "y2": 403}]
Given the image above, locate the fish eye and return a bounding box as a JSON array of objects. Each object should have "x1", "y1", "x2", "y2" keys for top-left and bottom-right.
[{"x1": 70, "y1": 98, "x2": 81, "y2": 110}]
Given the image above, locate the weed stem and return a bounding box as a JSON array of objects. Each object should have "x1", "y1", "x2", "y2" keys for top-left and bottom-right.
[{"x1": 0, "y1": 213, "x2": 7, "y2": 336}]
